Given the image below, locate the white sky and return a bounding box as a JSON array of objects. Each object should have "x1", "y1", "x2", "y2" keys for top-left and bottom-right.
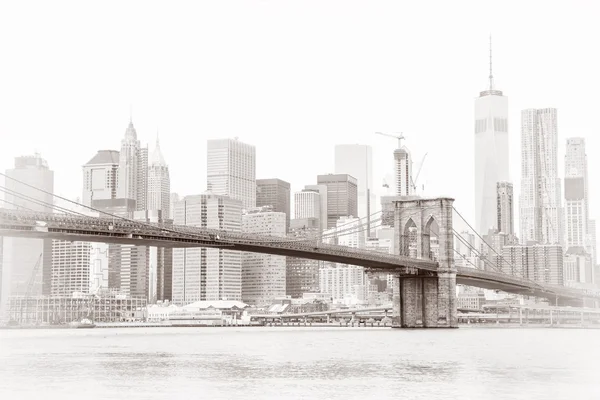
[{"x1": 1, "y1": 0, "x2": 599, "y2": 235}]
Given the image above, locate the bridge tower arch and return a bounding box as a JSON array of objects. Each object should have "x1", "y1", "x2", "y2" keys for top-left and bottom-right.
[{"x1": 392, "y1": 197, "x2": 458, "y2": 328}]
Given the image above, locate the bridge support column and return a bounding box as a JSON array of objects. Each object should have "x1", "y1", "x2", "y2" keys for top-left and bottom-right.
[
  {"x1": 392, "y1": 276, "x2": 401, "y2": 327},
  {"x1": 393, "y1": 271, "x2": 457, "y2": 328},
  {"x1": 392, "y1": 197, "x2": 458, "y2": 329}
]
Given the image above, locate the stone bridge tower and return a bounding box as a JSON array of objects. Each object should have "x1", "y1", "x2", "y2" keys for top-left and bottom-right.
[{"x1": 391, "y1": 197, "x2": 458, "y2": 328}]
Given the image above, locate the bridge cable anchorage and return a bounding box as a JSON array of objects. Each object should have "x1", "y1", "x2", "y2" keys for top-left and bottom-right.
[{"x1": 451, "y1": 206, "x2": 545, "y2": 290}]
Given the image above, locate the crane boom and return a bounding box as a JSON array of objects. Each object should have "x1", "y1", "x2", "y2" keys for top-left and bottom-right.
[
  {"x1": 375, "y1": 131, "x2": 405, "y2": 148},
  {"x1": 410, "y1": 153, "x2": 428, "y2": 193}
]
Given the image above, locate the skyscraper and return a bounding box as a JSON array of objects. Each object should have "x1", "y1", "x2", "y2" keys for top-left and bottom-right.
[
  {"x1": 82, "y1": 150, "x2": 120, "y2": 205},
  {"x1": 294, "y1": 189, "x2": 321, "y2": 221},
  {"x1": 394, "y1": 147, "x2": 413, "y2": 197},
  {"x1": 1, "y1": 154, "x2": 54, "y2": 311},
  {"x1": 286, "y1": 218, "x2": 321, "y2": 298},
  {"x1": 520, "y1": 108, "x2": 562, "y2": 245},
  {"x1": 172, "y1": 194, "x2": 243, "y2": 305},
  {"x1": 496, "y1": 181, "x2": 514, "y2": 235},
  {"x1": 147, "y1": 136, "x2": 170, "y2": 217},
  {"x1": 207, "y1": 138, "x2": 256, "y2": 210},
  {"x1": 117, "y1": 120, "x2": 148, "y2": 211},
  {"x1": 316, "y1": 174, "x2": 358, "y2": 229},
  {"x1": 256, "y1": 178, "x2": 291, "y2": 231},
  {"x1": 334, "y1": 144, "x2": 375, "y2": 230},
  {"x1": 474, "y1": 38, "x2": 509, "y2": 236},
  {"x1": 564, "y1": 138, "x2": 588, "y2": 249},
  {"x1": 242, "y1": 208, "x2": 286, "y2": 305},
  {"x1": 304, "y1": 184, "x2": 328, "y2": 232},
  {"x1": 50, "y1": 240, "x2": 92, "y2": 297},
  {"x1": 147, "y1": 137, "x2": 172, "y2": 301}
]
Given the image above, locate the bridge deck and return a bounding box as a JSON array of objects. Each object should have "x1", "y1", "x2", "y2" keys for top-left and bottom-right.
[{"x1": 1, "y1": 208, "x2": 598, "y2": 302}]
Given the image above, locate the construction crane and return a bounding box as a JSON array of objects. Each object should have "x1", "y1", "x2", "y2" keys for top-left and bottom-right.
[
  {"x1": 410, "y1": 153, "x2": 428, "y2": 194},
  {"x1": 375, "y1": 132, "x2": 405, "y2": 148},
  {"x1": 19, "y1": 253, "x2": 43, "y2": 324}
]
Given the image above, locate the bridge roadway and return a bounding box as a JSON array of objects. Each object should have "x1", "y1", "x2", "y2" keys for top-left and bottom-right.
[{"x1": 1, "y1": 208, "x2": 598, "y2": 302}]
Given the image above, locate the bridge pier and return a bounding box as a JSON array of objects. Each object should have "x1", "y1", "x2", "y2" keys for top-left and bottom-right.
[
  {"x1": 392, "y1": 197, "x2": 458, "y2": 329},
  {"x1": 392, "y1": 271, "x2": 457, "y2": 328}
]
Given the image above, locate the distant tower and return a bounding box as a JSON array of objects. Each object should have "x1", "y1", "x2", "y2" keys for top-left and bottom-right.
[
  {"x1": 496, "y1": 181, "x2": 514, "y2": 235},
  {"x1": 206, "y1": 138, "x2": 256, "y2": 210},
  {"x1": 256, "y1": 179, "x2": 291, "y2": 232},
  {"x1": 147, "y1": 134, "x2": 172, "y2": 301},
  {"x1": 172, "y1": 194, "x2": 243, "y2": 305},
  {"x1": 394, "y1": 147, "x2": 413, "y2": 197},
  {"x1": 82, "y1": 150, "x2": 120, "y2": 206},
  {"x1": 147, "y1": 135, "x2": 171, "y2": 217},
  {"x1": 334, "y1": 144, "x2": 375, "y2": 231},
  {"x1": 520, "y1": 108, "x2": 562, "y2": 245},
  {"x1": 316, "y1": 174, "x2": 358, "y2": 229},
  {"x1": 117, "y1": 120, "x2": 148, "y2": 211},
  {"x1": 1, "y1": 154, "x2": 54, "y2": 311},
  {"x1": 474, "y1": 36, "x2": 509, "y2": 236},
  {"x1": 242, "y1": 208, "x2": 286, "y2": 305},
  {"x1": 564, "y1": 138, "x2": 588, "y2": 248}
]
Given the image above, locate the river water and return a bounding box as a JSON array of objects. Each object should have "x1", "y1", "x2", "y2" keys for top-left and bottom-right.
[{"x1": 0, "y1": 327, "x2": 598, "y2": 400}]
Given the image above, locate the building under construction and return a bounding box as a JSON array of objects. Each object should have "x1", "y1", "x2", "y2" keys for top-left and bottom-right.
[{"x1": 4, "y1": 291, "x2": 147, "y2": 325}]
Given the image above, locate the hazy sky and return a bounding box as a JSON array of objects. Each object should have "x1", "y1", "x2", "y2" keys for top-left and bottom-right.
[{"x1": 1, "y1": 0, "x2": 599, "y2": 233}]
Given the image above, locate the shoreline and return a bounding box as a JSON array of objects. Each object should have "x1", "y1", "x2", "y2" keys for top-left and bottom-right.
[{"x1": 3, "y1": 322, "x2": 599, "y2": 330}]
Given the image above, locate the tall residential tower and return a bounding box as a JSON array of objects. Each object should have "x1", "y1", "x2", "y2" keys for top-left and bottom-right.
[{"x1": 520, "y1": 108, "x2": 562, "y2": 245}]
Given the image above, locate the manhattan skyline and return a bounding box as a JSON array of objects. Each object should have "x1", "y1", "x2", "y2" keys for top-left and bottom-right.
[{"x1": 1, "y1": 1, "x2": 599, "y2": 236}]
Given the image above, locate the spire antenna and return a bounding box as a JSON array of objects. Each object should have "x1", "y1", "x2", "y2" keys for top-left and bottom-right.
[
  {"x1": 129, "y1": 104, "x2": 133, "y2": 123},
  {"x1": 489, "y1": 35, "x2": 494, "y2": 90}
]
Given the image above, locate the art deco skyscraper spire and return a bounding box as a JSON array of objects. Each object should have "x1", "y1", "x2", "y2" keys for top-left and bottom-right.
[{"x1": 117, "y1": 120, "x2": 148, "y2": 211}]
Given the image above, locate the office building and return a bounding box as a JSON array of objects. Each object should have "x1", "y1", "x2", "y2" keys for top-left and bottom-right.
[
  {"x1": 520, "y1": 108, "x2": 562, "y2": 245},
  {"x1": 117, "y1": 120, "x2": 148, "y2": 211},
  {"x1": 207, "y1": 138, "x2": 256, "y2": 210},
  {"x1": 474, "y1": 40, "x2": 509, "y2": 236},
  {"x1": 89, "y1": 242, "x2": 109, "y2": 293},
  {"x1": 242, "y1": 208, "x2": 286, "y2": 305},
  {"x1": 50, "y1": 240, "x2": 93, "y2": 297},
  {"x1": 319, "y1": 217, "x2": 368, "y2": 304},
  {"x1": 563, "y1": 247, "x2": 594, "y2": 286},
  {"x1": 82, "y1": 150, "x2": 119, "y2": 206},
  {"x1": 587, "y1": 219, "x2": 597, "y2": 269},
  {"x1": 172, "y1": 194, "x2": 243, "y2": 305},
  {"x1": 316, "y1": 174, "x2": 358, "y2": 229},
  {"x1": 81, "y1": 151, "x2": 118, "y2": 297},
  {"x1": 303, "y1": 184, "x2": 328, "y2": 232},
  {"x1": 501, "y1": 244, "x2": 564, "y2": 285},
  {"x1": 256, "y1": 178, "x2": 290, "y2": 231},
  {"x1": 147, "y1": 137, "x2": 172, "y2": 301},
  {"x1": 169, "y1": 193, "x2": 179, "y2": 220},
  {"x1": 334, "y1": 144, "x2": 375, "y2": 231},
  {"x1": 92, "y1": 198, "x2": 149, "y2": 298},
  {"x1": 294, "y1": 189, "x2": 321, "y2": 221},
  {"x1": 147, "y1": 137, "x2": 171, "y2": 218},
  {"x1": 319, "y1": 264, "x2": 368, "y2": 305},
  {"x1": 1, "y1": 154, "x2": 54, "y2": 313},
  {"x1": 496, "y1": 182, "x2": 514, "y2": 235},
  {"x1": 286, "y1": 218, "x2": 321, "y2": 298}
]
